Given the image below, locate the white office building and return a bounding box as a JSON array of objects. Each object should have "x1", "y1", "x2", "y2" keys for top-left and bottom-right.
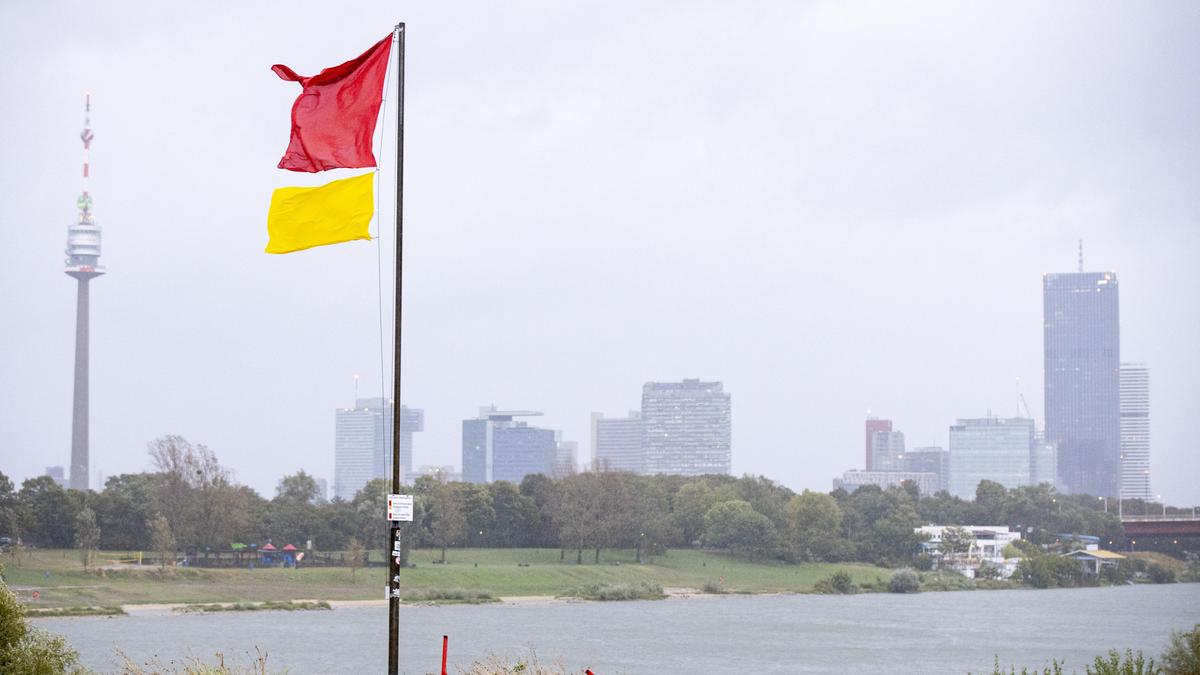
[{"x1": 1119, "y1": 363, "x2": 1152, "y2": 501}]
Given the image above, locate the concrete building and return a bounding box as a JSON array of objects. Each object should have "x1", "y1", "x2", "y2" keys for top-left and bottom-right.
[
  {"x1": 1044, "y1": 271, "x2": 1121, "y2": 497},
  {"x1": 916, "y1": 525, "x2": 1022, "y2": 578},
  {"x1": 902, "y1": 446, "x2": 950, "y2": 493},
  {"x1": 555, "y1": 438, "x2": 579, "y2": 477},
  {"x1": 870, "y1": 430, "x2": 907, "y2": 472},
  {"x1": 590, "y1": 411, "x2": 645, "y2": 473},
  {"x1": 834, "y1": 470, "x2": 940, "y2": 496},
  {"x1": 45, "y1": 466, "x2": 67, "y2": 489},
  {"x1": 462, "y1": 407, "x2": 558, "y2": 484},
  {"x1": 333, "y1": 398, "x2": 424, "y2": 500},
  {"x1": 948, "y1": 416, "x2": 1035, "y2": 499},
  {"x1": 1119, "y1": 363, "x2": 1151, "y2": 501},
  {"x1": 314, "y1": 478, "x2": 328, "y2": 502},
  {"x1": 864, "y1": 417, "x2": 893, "y2": 471},
  {"x1": 641, "y1": 379, "x2": 732, "y2": 476}
]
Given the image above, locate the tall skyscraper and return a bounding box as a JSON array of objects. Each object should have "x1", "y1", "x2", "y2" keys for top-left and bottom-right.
[
  {"x1": 948, "y1": 416, "x2": 1035, "y2": 499},
  {"x1": 869, "y1": 430, "x2": 906, "y2": 472},
  {"x1": 1043, "y1": 271, "x2": 1120, "y2": 496},
  {"x1": 66, "y1": 94, "x2": 104, "y2": 491},
  {"x1": 864, "y1": 417, "x2": 893, "y2": 470},
  {"x1": 333, "y1": 398, "x2": 423, "y2": 500},
  {"x1": 1119, "y1": 363, "x2": 1151, "y2": 501},
  {"x1": 641, "y1": 379, "x2": 732, "y2": 476},
  {"x1": 590, "y1": 411, "x2": 645, "y2": 473},
  {"x1": 462, "y1": 407, "x2": 558, "y2": 484}
]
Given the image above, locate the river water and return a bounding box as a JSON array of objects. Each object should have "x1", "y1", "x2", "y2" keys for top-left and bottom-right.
[{"x1": 37, "y1": 584, "x2": 1200, "y2": 674}]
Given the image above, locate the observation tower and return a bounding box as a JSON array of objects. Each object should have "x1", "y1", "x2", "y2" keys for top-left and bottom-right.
[{"x1": 65, "y1": 93, "x2": 104, "y2": 490}]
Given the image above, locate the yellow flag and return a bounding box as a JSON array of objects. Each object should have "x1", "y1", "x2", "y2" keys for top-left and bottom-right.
[{"x1": 265, "y1": 172, "x2": 374, "y2": 254}]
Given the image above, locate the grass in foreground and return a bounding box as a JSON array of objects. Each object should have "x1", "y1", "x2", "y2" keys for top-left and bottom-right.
[
  {"x1": 24, "y1": 604, "x2": 125, "y2": 618},
  {"x1": 2, "y1": 547, "x2": 894, "y2": 608}
]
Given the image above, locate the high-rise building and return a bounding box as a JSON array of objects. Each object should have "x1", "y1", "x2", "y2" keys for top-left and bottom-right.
[
  {"x1": 901, "y1": 446, "x2": 950, "y2": 493},
  {"x1": 1043, "y1": 271, "x2": 1120, "y2": 496},
  {"x1": 314, "y1": 478, "x2": 328, "y2": 502},
  {"x1": 948, "y1": 416, "x2": 1035, "y2": 499},
  {"x1": 1030, "y1": 435, "x2": 1059, "y2": 489},
  {"x1": 1119, "y1": 363, "x2": 1151, "y2": 501},
  {"x1": 333, "y1": 398, "x2": 423, "y2": 500},
  {"x1": 66, "y1": 95, "x2": 105, "y2": 491},
  {"x1": 870, "y1": 430, "x2": 906, "y2": 472},
  {"x1": 45, "y1": 466, "x2": 67, "y2": 489},
  {"x1": 462, "y1": 407, "x2": 558, "y2": 484},
  {"x1": 864, "y1": 417, "x2": 893, "y2": 471},
  {"x1": 555, "y1": 438, "x2": 579, "y2": 477},
  {"x1": 641, "y1": 380, "x2": 732, "y2": 476},
  {"x1": 590, "y1": 411, "x2": 645, "y2": 473}
]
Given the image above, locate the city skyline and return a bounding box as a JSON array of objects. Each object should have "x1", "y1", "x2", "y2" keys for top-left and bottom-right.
[{"x1": 2, "y1": 3, "x2": 1197, "y2": 504}]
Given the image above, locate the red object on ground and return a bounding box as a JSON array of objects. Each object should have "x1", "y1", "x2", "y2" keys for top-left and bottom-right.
[
  {"x1": 586, "y1": 670, "x2": 595, "y2": 674},
  {"x1": 441, "y1": 635, "x2": 449, "y2": 675},
  {"x1": 272, "y1": 34, "x2": 392, "y2": 172}
]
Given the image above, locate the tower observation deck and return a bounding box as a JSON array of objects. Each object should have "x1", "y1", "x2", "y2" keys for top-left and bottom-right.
[{"x1": 66, "y1": 93, "x2": 104, "y2": 490}]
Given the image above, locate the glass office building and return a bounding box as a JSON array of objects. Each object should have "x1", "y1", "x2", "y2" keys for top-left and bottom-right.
[
  {"x1": 462, "y1": 407, "x2": 558, "y2": 484},
  {"x1": 948, "y1": 417, "x2": 1035, "y2": 499},
  {"x1": 1043, "y1": 272, "x2": 1120, "y2": 496},
  {"x1": 590, "y1": 411, "x2": 645, "y2": 473},
  {"x1": 333, "y1": 399, "x2": 424, "y2": 500}
]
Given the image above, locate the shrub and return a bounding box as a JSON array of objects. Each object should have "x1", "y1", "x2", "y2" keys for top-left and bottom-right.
[
  {"x1": 815, "y1": 571, "x2": 858, "y2": 595},
  {"x1": 1147, "y1": 564, "x2": 1176, "y2": 585},
  {"x1": 888, "y1": 569, "x2": 919, "y2": 594},
  {"x1": 1161, "y1": 624, "x2": 1200, "y2": 675},
  {"x1": 566, "y1": 582, "x2": 664, "y2": 601},
  {"x1": 976, "y1": 561, "x2": 1002, "y2": 581},
  {"x1": 913, "y1": 554, "x2": 934, "y2": 571},
  {"x1": 0, "y1": 575, "x2": 83, "y2": 674},
  {"x1": 1085, "y1": 649, "x2": 1158, "y2": 675},
  {"x1": 701, "y1": 581, "x2": 725, "y2": 594}
]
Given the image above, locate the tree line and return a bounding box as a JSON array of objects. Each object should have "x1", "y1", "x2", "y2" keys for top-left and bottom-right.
[{"x1": 0, "y1": 435, "x2": 1134, "y2": 567}]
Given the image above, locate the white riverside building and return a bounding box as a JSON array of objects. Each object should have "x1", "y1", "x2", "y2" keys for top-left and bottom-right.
[
  {"x1": 333, "y1": 398, "x2": 423, "y2": 501},
  {"x1": 915, "y1": 525, "x2": 1023, "y2": 579},
  {"x1": 1119, "y1": 363, "x2": 1152, "y2": 501}
]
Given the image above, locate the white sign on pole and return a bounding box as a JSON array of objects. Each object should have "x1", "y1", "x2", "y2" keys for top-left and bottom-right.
[{"x1": 387, "y1": 494, "x2": 414, "y2": 522}]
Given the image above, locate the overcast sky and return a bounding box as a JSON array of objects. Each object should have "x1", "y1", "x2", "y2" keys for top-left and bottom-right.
[{"x1": 1, "y1": 1, "x2": 1197, "y2": 504}]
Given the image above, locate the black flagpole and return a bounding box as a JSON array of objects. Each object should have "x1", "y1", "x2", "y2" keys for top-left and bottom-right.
[{"x1": 388, "y1": 22, "x2": 406, "y2": 675}]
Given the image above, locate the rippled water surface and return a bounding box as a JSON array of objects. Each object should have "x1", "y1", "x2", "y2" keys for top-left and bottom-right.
[{"x1": 38, "y1": 584, "x2": 1200, "y2": 674}]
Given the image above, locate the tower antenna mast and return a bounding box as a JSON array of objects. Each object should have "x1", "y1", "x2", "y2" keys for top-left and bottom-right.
[{"x1": 66, "y1": 92, "x2": 105, "y2": 490}]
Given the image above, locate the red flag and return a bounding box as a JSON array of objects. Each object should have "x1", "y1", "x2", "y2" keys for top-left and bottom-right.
[{"x1": 272, "y1": 34, "x2": 392, "y2": 173}]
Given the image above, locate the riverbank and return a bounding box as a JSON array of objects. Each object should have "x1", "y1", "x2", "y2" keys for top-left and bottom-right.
[{"x1": 5, "y1": 547, "x2": 1189, "y2": 612}]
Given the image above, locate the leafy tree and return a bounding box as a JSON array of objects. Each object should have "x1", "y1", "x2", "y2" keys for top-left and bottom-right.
[
  {"x1": 17, "y1": 477, "x2": 78, "y2": 548},
  {"x1": 94, "y1": 473, "x2": 158, "y2": 550},
  {"x1": 1161, "y1": 624, "x2": 1200, "y2": 675},
  {"x1": 0, "y1": 473, "x2": 18, "y2": 541},
  {"x1": 427, "y1": 481, "x2": 465, "y2": 563},
  {"x1": 941, "y1": 526, "x2": 976, "y2": 557},
  {"x1": 346, "y1": 538, "x2": 367, "y2": 580},
  {"x1": 554, "y1": 473, "x2": 602, "y2": 564},
  {"x1": 787, "y1": 491, "x2": 848, "y2": 562},
  {"x1": 150, "y1": 515, "x2": 176, "y2": 571},
  {"x1": 672, "y1": 481, "x2": 715, "y2": 545},
  {"x1": 74, "y1": 507, "x2": 100, "y2": 570},
  {"x1": 0, "y1": 571, "x2": 82, "y2": 673},
  {"x1": 703, "y1": 500, "x2": 776, "y2": 559},
  {"x1": 276, "y1": 471, "x2": 322, "y2": 505}
]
